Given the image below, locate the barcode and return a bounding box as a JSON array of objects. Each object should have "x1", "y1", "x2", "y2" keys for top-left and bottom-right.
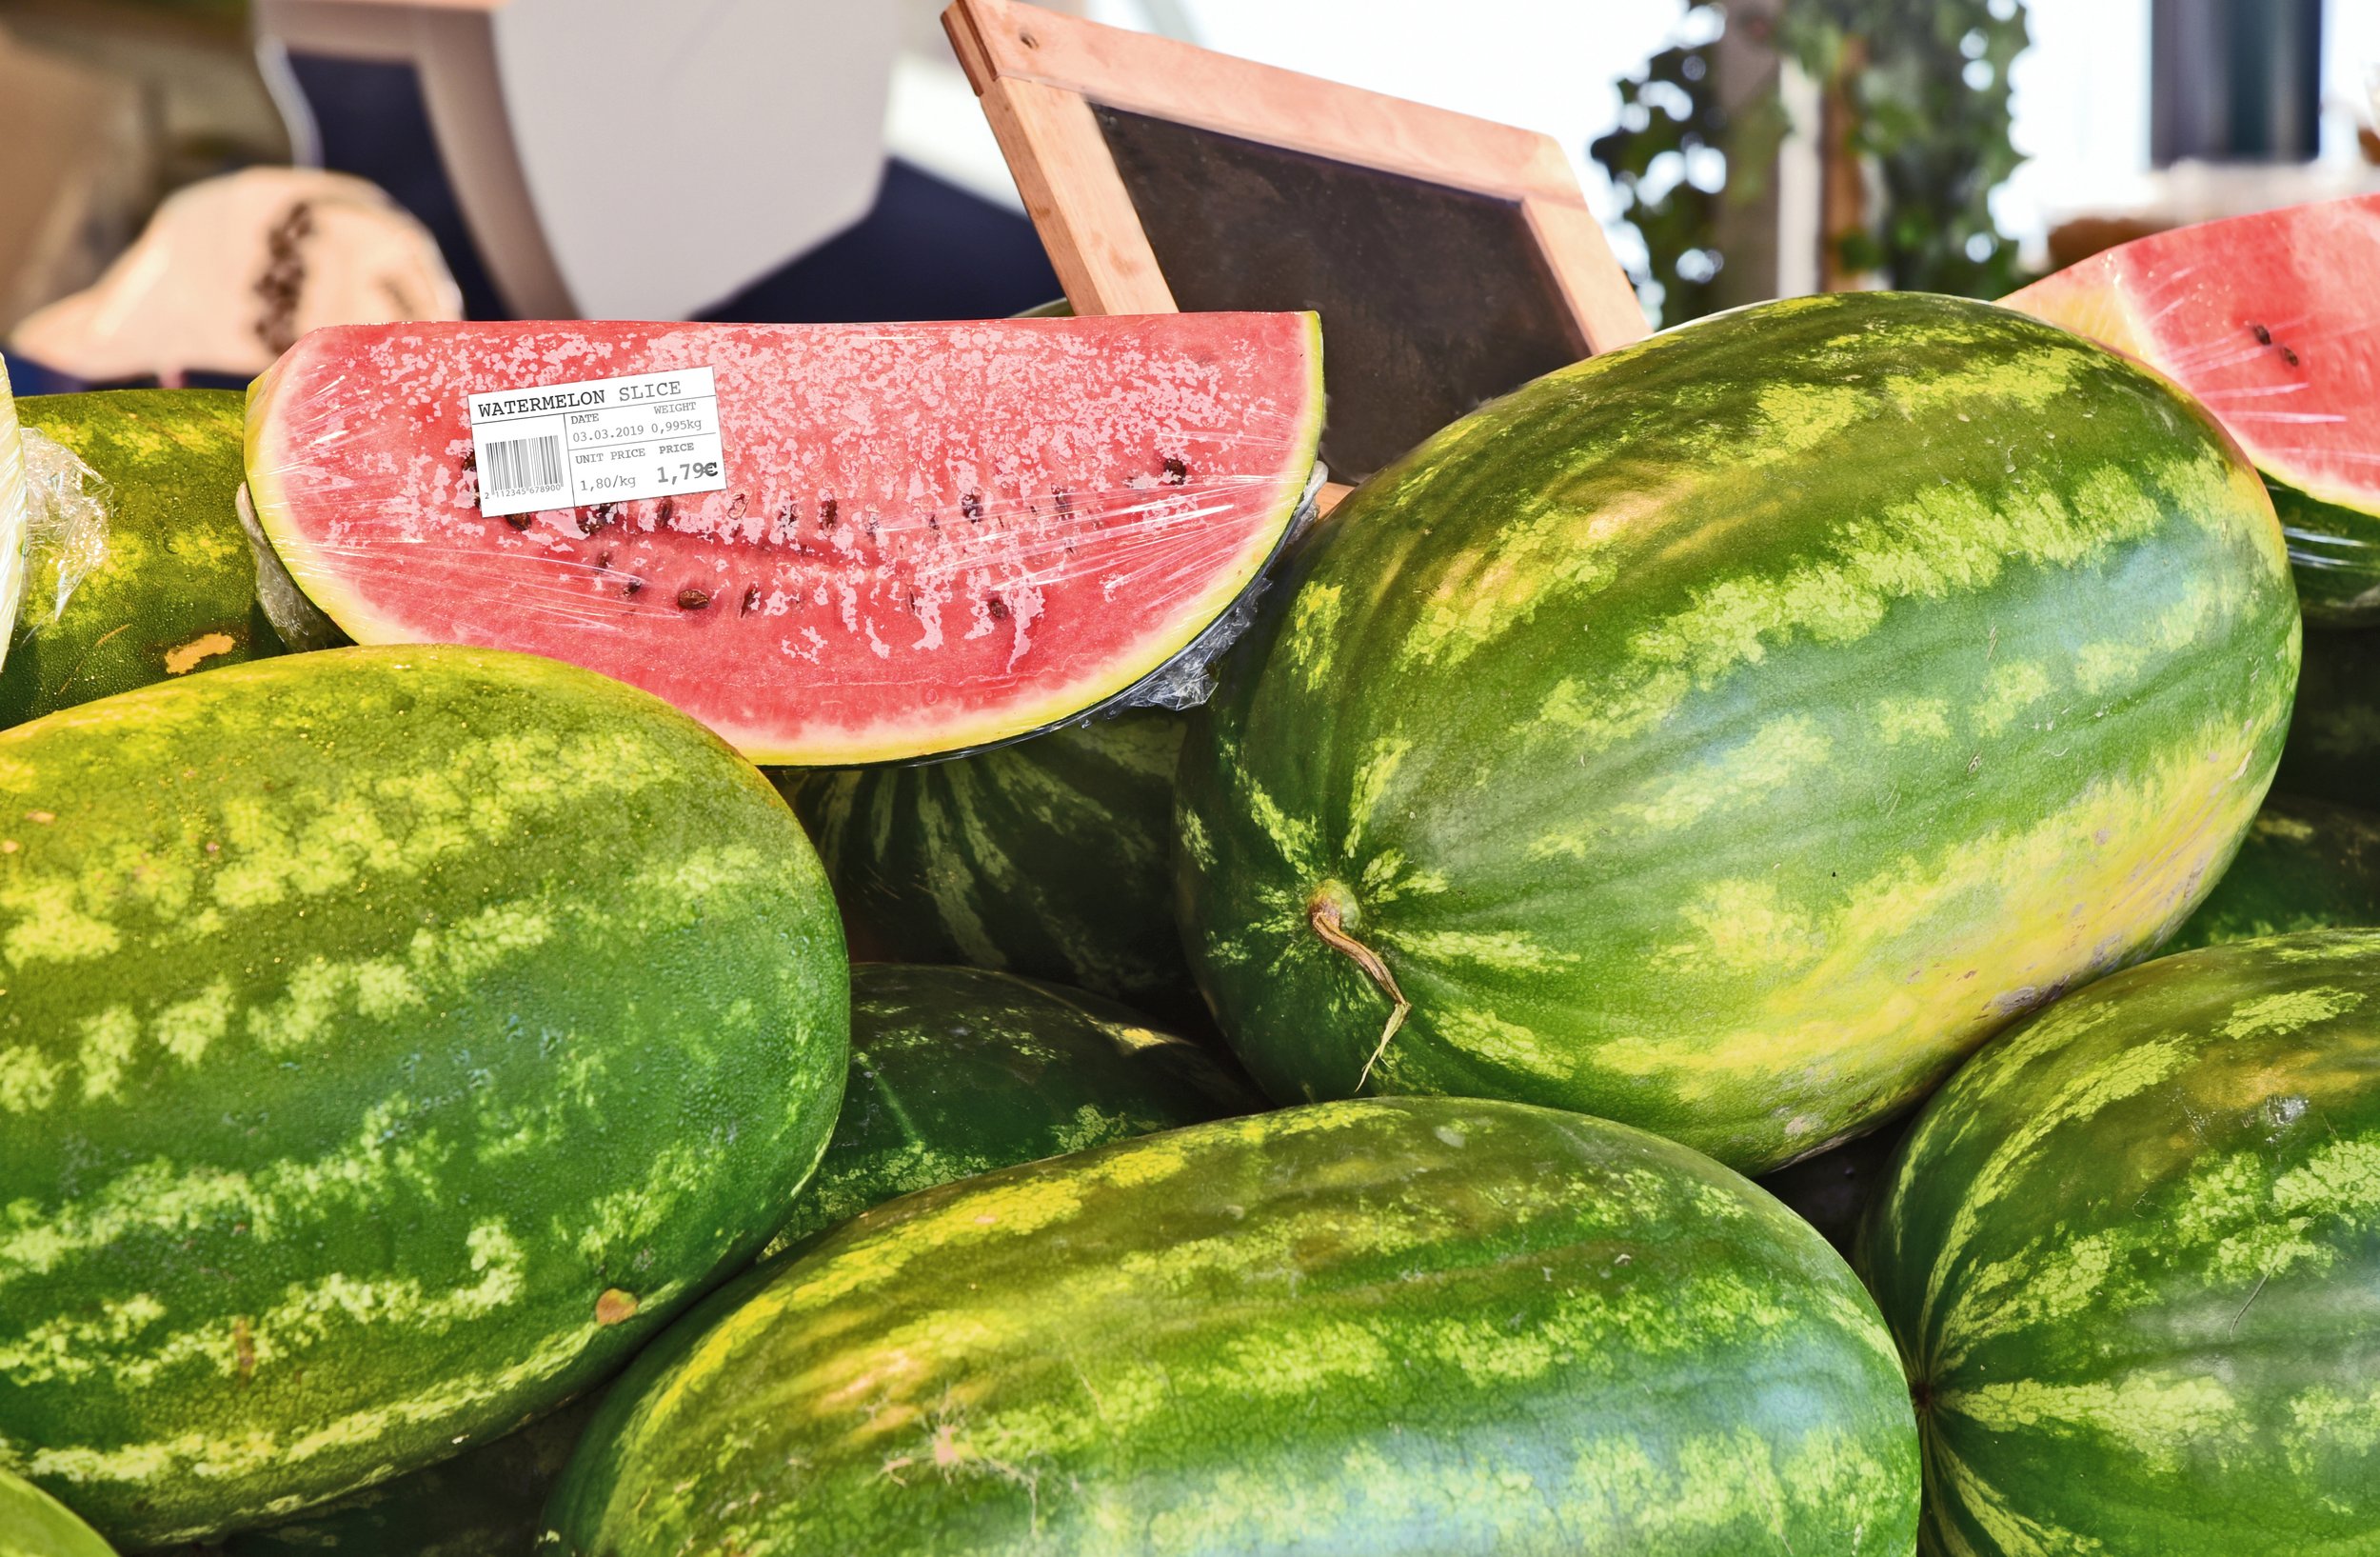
[{"x1": 485, "y1": 434, "x2": 566, "y2": 499}]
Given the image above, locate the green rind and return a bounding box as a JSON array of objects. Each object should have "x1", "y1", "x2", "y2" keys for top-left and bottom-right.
[
  {"x1": 764, "y1": 964, "x2": 1259, "y2": 1256},
  {"x1": 1861, "y1": 929, "x2": 2380, "y2": 1555},
  {"x1": 2270, "y1": 464, "x2": 2380, "y2": 628},
  {"x1": 2274, "y1": 627, "x2": 2380, "y2": 810},
  {"x1": 546, "y1": 1096, "x2": 1920, "y2": 1557},
  {"x1": 0, "y1": 646, "x2": 849, "y2": 1547},
  {"x1": 1178, "y1": 291, "x2": 2298, "y2": 1172},
  {"x1": 5, "y1": 391, "x2": 278, "y2": 725},
  {"x1": 215, "y1": 1399, "x2": 594, "y2": 1557},
  {"x1": 783, "y1": 711, "x2": 1201, "y2": 1020},
  {"x1": 2164, "y1": 794, "x2": 2380, "y2": 953},
  {"x1": 0, "y1": 1467, "x2": 115, "y2": 1557}
]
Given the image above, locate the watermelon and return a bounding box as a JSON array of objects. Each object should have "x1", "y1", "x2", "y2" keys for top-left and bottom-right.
[
  {"x1": 0, "y1": 645, "x2": 848, "y2": 1546},
  {"x1": 1178, "y1": 291, "x2": 2298, "y2": 1174},
  {"x1": 2006, "y1": 195, "x2": 2380, "y2": 624},
  {"x1": 1, "y1": 1467, "x2": 114, "y2": 1557},
  {"x1": 2274, "y1": 626, "x2": 2380, "y2": 809},
  {"x1": 244, "y1": 315, "x2": 1324, "y2": 764},
  {"x1": 2163, "y1": 792, "x2": 2380, "y2": 953},
  {"x1": 1862, "y1": 929, "x2": 2380, "y2": 1553},
  {"x1": 0, "y1": 358, "x2": 27, "y2": 663},
  {"x1": 3, "y1": 390, "x2": 279, "y2": 726},
  {"x1": 213, "y1": 1399, "x2": 594, "y2": 1557},
  {"x1": 544, "y1": 1096, "x2": 1919, "y2": 1556},
  {"x1": 764, "y1": 963, "x2": 1257, "y2": 1257},
  {"x1": 784, "y1": 710, "x2": 1202, "y2": 1020}
]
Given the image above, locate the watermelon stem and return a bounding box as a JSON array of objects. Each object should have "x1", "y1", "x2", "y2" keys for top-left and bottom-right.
[{"x1": 1306, "y1": 888, "x2": 1411, "y2": 1088}]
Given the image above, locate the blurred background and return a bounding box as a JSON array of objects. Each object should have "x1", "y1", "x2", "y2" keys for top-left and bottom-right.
[{"x1": 2, "y1": 0, "x2": 2374, "y2": 387}]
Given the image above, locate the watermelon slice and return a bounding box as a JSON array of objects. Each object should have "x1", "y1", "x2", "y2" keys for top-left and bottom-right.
[
  {"x1": 2006, "y1": 195, "x2": 2380, "y2": 623},
  {"x1": 244, "y1": 315, "x2": 1322, "y2": 763}
]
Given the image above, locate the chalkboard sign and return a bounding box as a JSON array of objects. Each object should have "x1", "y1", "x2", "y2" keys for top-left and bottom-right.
[{"x1": 943, "y1": 0, "x2": 1647, "y2": 492}]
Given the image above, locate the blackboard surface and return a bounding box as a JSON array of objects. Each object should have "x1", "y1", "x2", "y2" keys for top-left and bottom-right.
[{"x1": 1092, "y1": 103, "x2": 1589, "y2": 481}]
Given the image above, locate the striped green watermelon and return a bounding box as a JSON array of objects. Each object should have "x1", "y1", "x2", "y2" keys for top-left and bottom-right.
[
  {"x1": 545, "y1": 1096, "x2": 1919, "y2": 1556},
  {"x1": 1179, "y1": 291, "x2": 2297, "y2": 1174},
  {"x1": 783, "y1": 711, "x2": 1201, "y2": 1020},
  {"x1": 0, "y1": 645, "x2": 848, "y2": 1547},
  {"x1": 2164, "y1": 793, "x2": 2380, "y2": 953},
  {"x1": 4, "y1": 390, "x2": 278, "y2": 726},
  {"x1": 764, "y1": 962, "x2": 1257, "y2": 1256},
  {"x1": 1, "y1": 1467, "x2": 113, "y2": 1557},
  {"x1": 2006, "y1": 195, "x2": 2380, "y2": 623},
  {"x1": 2274, "y1": 627, "x2": 2380, "y2": 810},
  {"x1": 213, "y1": 1399, "x2": 594, "y2": 1557},
  {"x1": 1861, "y1": 929, "x2": 2380, "y2": 1554}
]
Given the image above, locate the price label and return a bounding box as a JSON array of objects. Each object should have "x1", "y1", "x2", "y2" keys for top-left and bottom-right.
[{"x1": 467, "y1": 366, "x2": 728, "y2": 519}]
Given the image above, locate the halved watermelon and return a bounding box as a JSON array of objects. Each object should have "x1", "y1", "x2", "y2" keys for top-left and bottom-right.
[
  {"x1": 245, "y1": 316, "x2": 1322, "y2": 763},
  {"x1": 2007, "y1": 195, "x2": 2380, "y2": 623}
]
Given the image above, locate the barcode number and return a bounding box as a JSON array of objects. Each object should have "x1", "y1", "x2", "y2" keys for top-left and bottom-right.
[{"x1": 485, "y1": 434, "x2": 566, "y2": 499}]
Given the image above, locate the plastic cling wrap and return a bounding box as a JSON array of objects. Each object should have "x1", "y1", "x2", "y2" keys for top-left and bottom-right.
[
  {"x1": 0, "y1": 359, "x2": 25, "y2": 673},
  {"x1": 18, "y1": 429, "x2": 111, "y2": 635},
  {"x1": 244, "y1": 315, "x2": 1325, "y2": 766}
]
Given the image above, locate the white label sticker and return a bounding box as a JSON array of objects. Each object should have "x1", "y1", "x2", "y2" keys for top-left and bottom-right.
[{"x1": 468, "y1": 367, "x2": 727, "y2": 518}]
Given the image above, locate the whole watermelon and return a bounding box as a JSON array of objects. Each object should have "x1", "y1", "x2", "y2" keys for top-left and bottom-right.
[
  {"x1": 765, "y1": 963, "x2": 1258, "y2": 1255},
  {"x1": 1179, "y1": 291, "x2": 2297, "y2": 1172},
  {"x1": 2273, "y1": 626, "x2": 2380, "y2": 810},
  {"x1": 2163, "y1": 793, "x2": 2380, "y2": 952},
  {"x1": 0, "y1": 1467, "x2": 113, "y2": 1557},
  {"x1": 4, "y1": 390, "x2": 277, "y2": 725},
  {"x1": 0, "y1": 646, "x2": 848, "y2": 1546},
  {"x1": 545, "y1": 1096, "x2": 1919, "y2": 1557},
  {"x1": 1862, "y1": 929, "x2": 2380, "y2": 1554},
  {"x1": 784, "y1": 710, "x2": 1200, "y2": 1020}
]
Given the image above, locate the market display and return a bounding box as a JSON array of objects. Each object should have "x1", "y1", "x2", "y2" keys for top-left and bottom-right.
[
  {"x1": 547, "y1": 1098, "x2": 1921, "y2": 1556},
  {"x1": 785, "y1": 711, "x2": 1204, "y2": 1020},
  {"x1": 2008, "y1": 194, "x2": 2380, "y2": 622},
  {"x1": 243, "y1": 314, "x2": 1324, "y2": 764},
  {"x1": 2, "y1": 163, "x2": 2375, "y2": 1557},
  {"x1": 0, "y1": 647, "x2": 847, "y2": 1545},
  {"x1": 3, "y1": 391, "x2": 281, "y2": 725},
  {"x1": 1864, "y1": 930, "x2": 2380, "y2": 1553},
  {"x1": 1178, "y1": 290, "x2": 2297, "y2": 1174}
]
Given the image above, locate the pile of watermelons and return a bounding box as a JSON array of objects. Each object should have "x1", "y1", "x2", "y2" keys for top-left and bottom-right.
[{"x1": 2, "y1": 196, "x2": 2379, "y2": 1557}]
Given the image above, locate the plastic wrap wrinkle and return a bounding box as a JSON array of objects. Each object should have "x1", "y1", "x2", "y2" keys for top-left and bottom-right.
[
  {"x1": 17, "y1": 429, "x2": 112, "y2": 637},
  {"x1": 244, "y1": 316, "x2": 1325, "y2": 762}
]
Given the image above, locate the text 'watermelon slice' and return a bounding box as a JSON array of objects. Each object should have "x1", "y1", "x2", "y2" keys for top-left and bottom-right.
[
  {"x1": 245, "y1": 315, "x2": 1322, "y2": 763},
  {"x1": 2007, "y1": 194, "x2": 2380, "y2": 623}
]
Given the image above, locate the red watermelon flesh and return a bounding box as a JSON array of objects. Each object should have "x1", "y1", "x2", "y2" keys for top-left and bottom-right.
[
  {"x1": 2006, "y1": 194, "x2": 2380, "y2": 621},
  {"x1": 245, "y1": 315, "x2": 1322, "y2": 763}
]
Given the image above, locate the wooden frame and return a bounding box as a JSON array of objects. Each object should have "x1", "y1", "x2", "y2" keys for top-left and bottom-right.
[{"x1": 942, "y1": 0, "x2": 1646, "y2": 504}]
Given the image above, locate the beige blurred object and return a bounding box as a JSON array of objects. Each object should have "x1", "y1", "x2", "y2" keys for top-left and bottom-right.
[
  {"x1": 9, "y1": 167, "x2": 462, "y2": 385},
  {"x1": 0, "y1": 24, "x2": 149, "y2": 336}
]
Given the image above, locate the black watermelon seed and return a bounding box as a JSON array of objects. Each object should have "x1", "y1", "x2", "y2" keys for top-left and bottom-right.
[
  {"x1": 655, "y1": 496, "x2": 675, "y2": 526},
  {"x1": 624, "y1": 578, "x2": 644, "y2": 598},
  {"x1": 986, "y1": 594, "x2": 1010, "y2": 620},
  {"x1": 820, "y1": 497, "x2": 839, "y2": 529},
  {"x1": 579, "y1": 503, "x2": 618, "y2": 536},
  {"x1": 2282, "y1": 346, "x2": 2301, "y2": 367},
  {"x1": 962, "y1": 491, "x2": 985, "y2": 521},
  {"x1": 2251, "y1": 322, "x2": 2272, "y2": 346},
  {"x1": 677, "y1": 588, "x2": 712, "y2": 610},
  {"x1": 741, "y1": 584, "x2": 761, "y2": 615},
  {"x1": 504, "y1": 513, "x2": 533, "y2": 530},
  {"x1": 1161, "y1": 456, "x2": 1189, "y2": 485}
]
